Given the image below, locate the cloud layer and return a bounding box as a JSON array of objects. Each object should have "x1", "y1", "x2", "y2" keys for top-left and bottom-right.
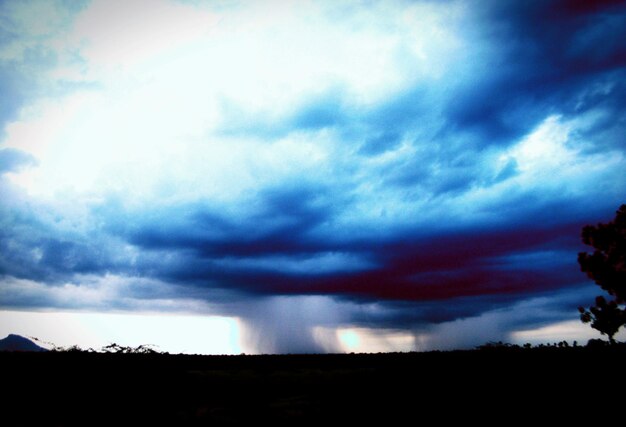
[{"x1": 1, "y1": 0, "x2": 625, "y2": 352}]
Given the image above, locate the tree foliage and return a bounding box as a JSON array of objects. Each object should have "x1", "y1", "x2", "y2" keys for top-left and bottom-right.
[
  {"x1": 578, "y1": 296, "x2": 624, "y2": 344},
  {"x1": 578, "y1": 204, "x2": 626, "y2": 343}
]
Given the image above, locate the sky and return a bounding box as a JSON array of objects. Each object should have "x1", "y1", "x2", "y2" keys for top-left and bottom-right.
[{"x1": 0, "y1": 0, "x2": 625, "y2": 354}]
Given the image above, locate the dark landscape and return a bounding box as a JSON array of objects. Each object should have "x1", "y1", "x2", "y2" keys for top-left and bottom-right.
[{"x1": 3, "y1": 343, "x2": 624, "y2": 425}]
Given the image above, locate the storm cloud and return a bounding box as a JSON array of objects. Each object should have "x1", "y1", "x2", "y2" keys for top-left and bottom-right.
[{"x1": 0, "y1": 0, "x2": 625, "y2": 352}]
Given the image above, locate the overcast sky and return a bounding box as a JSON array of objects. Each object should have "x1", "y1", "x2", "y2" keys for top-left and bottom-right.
[{"x1": 1, "y1": 0, "x2": 625, "y2": 354}]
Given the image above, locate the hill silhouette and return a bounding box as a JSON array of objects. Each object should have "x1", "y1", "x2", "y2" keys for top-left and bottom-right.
[{"x1": 0, "y1": 334, "x2": 47, "y2": 352}]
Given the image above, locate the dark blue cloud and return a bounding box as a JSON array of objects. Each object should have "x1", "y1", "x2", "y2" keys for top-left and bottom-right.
[
  {"x1": 371, "y1": 1, "x2": 625, "y2": 154},
  {"x1": 86, "y1": 189, "x2": 602, "y2": 304},
  {"x1": 454, "y1": 0, "x2": 626, "y2": 150},
  {"x1": 1, "y1": 169, "x2": 620, "y2": 330},
  {"x1": 348, "y1": 283, "x2": 598, "y2": 331},
  {"x1": 0, "y1": 208, "x2": 110, "y2": 284},
  {"x1": 109, "y1": 183, "x2": 341, "y2": 258}
]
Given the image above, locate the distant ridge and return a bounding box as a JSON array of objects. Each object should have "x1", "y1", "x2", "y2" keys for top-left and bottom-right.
[{"x1": 0, "y1": 334, "x2": 48, "y2": 352}]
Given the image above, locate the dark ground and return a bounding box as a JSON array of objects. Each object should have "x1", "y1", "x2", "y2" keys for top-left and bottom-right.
[{"x1": 2, "y1": 345, "x2": 623, "y2": 425}]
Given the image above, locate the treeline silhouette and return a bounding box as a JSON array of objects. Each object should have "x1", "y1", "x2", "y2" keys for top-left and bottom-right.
[
  {"x1": 42, "y1": 338, "x2": 613, "y2": 354},
  {"x1": 42, "y1": 341, "x2": 162, "y2": 354}
]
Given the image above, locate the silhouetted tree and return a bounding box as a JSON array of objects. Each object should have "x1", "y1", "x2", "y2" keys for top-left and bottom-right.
[
  {"x1": 579, "y1": 297, "x2": 623, "y2": 344},
  {"x1": 578, "y1": 204, "x2": 626, "y2": 344}
]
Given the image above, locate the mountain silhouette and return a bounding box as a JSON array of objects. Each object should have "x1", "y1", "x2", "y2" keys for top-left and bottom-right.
[{"x1": 0, "y1": 334, "x2": 48, "y2": 352}]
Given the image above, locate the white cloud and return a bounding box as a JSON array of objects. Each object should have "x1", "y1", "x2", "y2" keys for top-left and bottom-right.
[
  {"x1": 69, "y1": 0, "x2": 216, "y2": 74},
  {"x1": 503, "y1": 114, "x2": 625, "y2": 191},
  {"x1": 2, "y1": 0, "x2": 466, "y2": 203}
]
